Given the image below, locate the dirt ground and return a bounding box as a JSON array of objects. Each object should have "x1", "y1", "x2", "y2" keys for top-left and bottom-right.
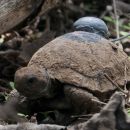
[{"x1": 0, "y1": 0, "x2": 130, "y2": 128}]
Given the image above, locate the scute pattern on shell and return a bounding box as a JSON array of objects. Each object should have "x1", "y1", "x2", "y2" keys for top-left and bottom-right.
[
  {"x1": 63, "y1": 31, "x2": 102, "y2": 43},
  {"x1": 28, "y1": 31, "x2": 130, "y2": 93}
]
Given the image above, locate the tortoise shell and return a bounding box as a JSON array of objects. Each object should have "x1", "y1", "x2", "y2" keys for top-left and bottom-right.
[{"x1": 28, "y1": 31, "x2": 130, "y2": 93}]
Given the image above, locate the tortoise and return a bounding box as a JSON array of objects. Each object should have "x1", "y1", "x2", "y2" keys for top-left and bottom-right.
[{"x1": 13, "y1": 17, "x2": 130, "y2": 119}]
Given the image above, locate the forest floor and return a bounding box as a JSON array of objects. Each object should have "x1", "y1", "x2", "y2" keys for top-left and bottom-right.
[{"x1": 0, "y1": 0, "x2": 130, "y2": 128}]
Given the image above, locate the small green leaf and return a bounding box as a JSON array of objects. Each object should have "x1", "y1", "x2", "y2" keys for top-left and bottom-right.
[
  {"x1": 120, "y1": 31, "x2": 130, "y2": 38},
  {"x1": 17, "y1": 113, "x2": 28, "y2": 118},
  {"x1": 121, "y1": 25, "x2": 130, "y2": 30},
  {"x1": 9, "y1": 82, "x2": 15, "y2": 90},
  {"x1": 103, "y1": 16, "x2": 115, "y2": 23},
  {"x1": 127, "y1": 109, "x2": 130, "y2": 116},
  {"x1": 39, "y1": 111, "x2": 54, "y2": 118}
]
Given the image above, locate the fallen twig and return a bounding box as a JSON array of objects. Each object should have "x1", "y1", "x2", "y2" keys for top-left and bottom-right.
[
  {"x1": 124, "y1": 64, "x2": 128, "y2": 91},
  {"x1": 111, "y1": 33, "x2": 130, "y2": 42},
  {"x1": 104, "y1": 73, "x2": 127, "y2": 94},
  {"x1": 113, "y1": 0, "x2": 120, "y2": 39},
  {"x1": 71, "y1": 114, "x2": 93, "y2": 118},
  {"x1": 0, "y1": 123, "x2": 66, "y2": 130},
  {"x1": 91, "y1": 99, "x2": 106, "y2": 105}
]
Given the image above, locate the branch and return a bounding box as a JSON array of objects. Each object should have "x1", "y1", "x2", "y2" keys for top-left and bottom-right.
[
  {"x1": 111, "y1": 33, "x2": 130, "y2": 42},
  {"x1": 0, "y1": 123, "x2": 66, "y2": 130},
  {"x1": 113, "y1": 0, "x2": 120, "y2": 39}
]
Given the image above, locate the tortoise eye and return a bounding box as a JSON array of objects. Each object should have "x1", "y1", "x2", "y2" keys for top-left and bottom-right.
[{"x1": 27, "y1": 76, "x2": 37, "y2": 84}]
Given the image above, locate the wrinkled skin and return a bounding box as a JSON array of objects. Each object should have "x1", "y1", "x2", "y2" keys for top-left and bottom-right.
[
  {"x1": 15, "y1": 67, "x2": 56, "y2": 99},
  {"x1": 15, "y1": 66, "x2": 102, "y2": 114}
]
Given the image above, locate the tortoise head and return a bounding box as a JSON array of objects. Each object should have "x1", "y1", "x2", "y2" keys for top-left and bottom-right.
[
  {"x1": 14, "y1": 66, "x2": 58, "y2": 99},
  {"x1": 73, "y1": 17, "x2": 110, "y2": 39}
]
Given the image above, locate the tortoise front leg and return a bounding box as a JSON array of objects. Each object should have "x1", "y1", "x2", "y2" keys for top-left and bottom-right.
[{"x1": 63, "y1": 85, "x2": 102, "y2": 114}]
